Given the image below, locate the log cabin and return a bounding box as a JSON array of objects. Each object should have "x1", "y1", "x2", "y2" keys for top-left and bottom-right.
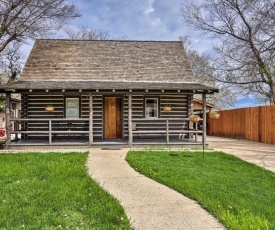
[{"x1": 0, "y1": 39, "x2": 218, "y2": 147}]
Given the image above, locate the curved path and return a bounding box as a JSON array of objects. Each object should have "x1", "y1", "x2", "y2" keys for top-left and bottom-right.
[{"x1": 87, "y1": 149, "x2": 225, "y2": 230}]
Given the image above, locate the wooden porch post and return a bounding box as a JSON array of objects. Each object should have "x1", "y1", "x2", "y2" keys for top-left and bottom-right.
[
  {"x1": 89, "y1": 94, "x2": 93, "y2": 147},
  {"x1": 187, "y1": 95, "x2": 193, "y2": 139},
  {"x1": 202, "y1": 93, "x2": 207, "y2": 148},
  {"x1": 5, "y1": 92, "x2": 11, "y2": 147},
  {"x1": 49, "y1": 120, "x2": 52, "y2": 145},
  {"x1": 128, "y1": 93, "x2": 133, "y2": 147},
  {"x1": 166, "y1": 119, "x2": 169, "y2": 144}
]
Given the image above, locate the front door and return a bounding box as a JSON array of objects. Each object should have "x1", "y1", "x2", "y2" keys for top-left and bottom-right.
[{"x1": 104, "y1": 97, "x2": 122, "y2": 139}]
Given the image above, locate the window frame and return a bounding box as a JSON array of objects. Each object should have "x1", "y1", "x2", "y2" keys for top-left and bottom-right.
[
  {"x1": 65, "y1": 97, "x2": 80, "y2": 118},
  {"x1": 144, "y1": 97, "x2": 159, "y2": 119}
]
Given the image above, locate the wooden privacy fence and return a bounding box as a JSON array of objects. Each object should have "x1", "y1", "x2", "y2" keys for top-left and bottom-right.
[{"x1": 207, "y1": 105, "x2": 275, "y2": 144}]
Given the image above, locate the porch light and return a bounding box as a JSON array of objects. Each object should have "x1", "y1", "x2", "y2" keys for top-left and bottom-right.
[
  {"x1": 129, "y1": 89, "x2": 132, "y2": 92},
  {"x1": 45, "y1": 89, "x2": 49, "y2": 92},
  {"x1": 145, "y1": 89, "x2": 148, "y2": 92},
  {"x1": 178, "y1": 90, "x2": 181, "y2": 93},
  {"x1": 162, "y1": 90, "x2": 164, "y2": 92},
  {"x1": 112, "y1": 89, "x2": 115, "y2": 92},
  {"x1": 29, "y1": 89, "x2": 32, "y2": 92},
  {"x1": 62, "y1": 89, "x2": 65, "y2": 92},
  {"x1": 79, "y1": 89, "x2": 82, "y2": 92},
  {"x1": 96, "y1": 89, "x2": 99, "y2": 92}
]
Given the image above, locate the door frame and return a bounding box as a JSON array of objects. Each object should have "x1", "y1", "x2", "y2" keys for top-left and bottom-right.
[{"x1": 103, "y1": 95, "x2": 124, "y2": 140}]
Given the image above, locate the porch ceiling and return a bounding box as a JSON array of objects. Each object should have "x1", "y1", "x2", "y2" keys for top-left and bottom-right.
[{"x1": 0, "y1": 80, "x2": 218, "y2": 93}]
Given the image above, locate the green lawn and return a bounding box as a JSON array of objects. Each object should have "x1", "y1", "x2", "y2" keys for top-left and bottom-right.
[
  {"x1": 0, "y1": 152, "x2": 131, "y2": 230},
  {"x1": 126, "y1": 150, "x2": 275, "y2": 230}
]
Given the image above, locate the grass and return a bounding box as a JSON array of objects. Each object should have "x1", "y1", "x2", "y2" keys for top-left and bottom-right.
[
  {"x1": 126, "y1": 150, "x2": 275, "y2": 230},
  {"x1": 0, "y1": 152, "x2": 131, "y2": 230}
]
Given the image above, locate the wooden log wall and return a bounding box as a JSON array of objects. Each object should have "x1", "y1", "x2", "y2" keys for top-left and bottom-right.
[
  {"x1": 123, "y1": 94, "x2": 189, "y2": 138},
  {"x1": 24, "y1": 93, "x2": 189, "y2": 139},
  {"x1": 25, "y1": 94, "x2": 63, "y2": 138},
  {"x1": 81, "y1": 95, "x2": 103, "y2": 138},
  {"x1": 207, "y1": 105, "x2": 275, "y2": 144},
  {"x1": 25, "y1": 94, "x2": 103, "y2": 139}
]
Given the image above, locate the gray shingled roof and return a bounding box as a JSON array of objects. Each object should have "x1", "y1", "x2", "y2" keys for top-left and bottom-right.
[
  {"x1": 0, "y1": 39, "x2": 219, "y2": 93},
  {"x1": 20, "y1": 39, "x2": 194, "y2": 82}
]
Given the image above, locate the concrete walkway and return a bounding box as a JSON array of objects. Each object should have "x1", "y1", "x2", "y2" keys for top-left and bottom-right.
[
  {"x1": 207, "y1": 136, "x2": 275, "y2": 173},
  {"x1": 87, "y1": 149, "x2": 224, "y2": 230}
]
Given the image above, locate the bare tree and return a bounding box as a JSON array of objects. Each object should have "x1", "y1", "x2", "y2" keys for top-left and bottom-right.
[
  {"x1": 0, "y1": 41, "x2": 23, "y2": 82},
  {"x1": 181, "y1": 0, "x2": 275, "y2": 105},
  {"x1": 0, "y1": 0, "x2": 80, "y2": 53},
  {"x1": 180, "y1": 36, "x2": 236, "y2": 109},
  {"x1": 65, "y1": 26, "x2": 128, "y2": 40},
  {"x1": 65, "y1": 26, "x2": 111, "y2": 40}
]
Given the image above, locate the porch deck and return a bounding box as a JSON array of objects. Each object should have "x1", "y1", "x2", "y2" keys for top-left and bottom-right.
[{"x1": 8, "y1": 137, "x2": 204, "y2": 149}]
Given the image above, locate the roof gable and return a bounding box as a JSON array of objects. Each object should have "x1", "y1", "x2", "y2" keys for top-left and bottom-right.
[{"x1": 20, "y1": 39, "x2": 194, "y2": 82}]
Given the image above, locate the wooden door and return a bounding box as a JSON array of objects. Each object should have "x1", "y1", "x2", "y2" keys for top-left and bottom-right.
[{"x1": 104, "y1": 97, "x2": 122, "y2": 139}]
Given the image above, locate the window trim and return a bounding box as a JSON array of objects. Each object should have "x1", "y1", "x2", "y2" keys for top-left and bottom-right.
[
  {"x1": 144, "y1": 97, "x2": 159, "y2": 119},
  {"x1": 65, "y1": 97, "x2": 80, "y2": 118}
]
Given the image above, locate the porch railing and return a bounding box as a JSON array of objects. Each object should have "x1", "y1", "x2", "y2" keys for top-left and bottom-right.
[
  {"x1": 131, "y1": 118, "x2": 203, "y2": 144},
  {"x1": 10, "y1": 118, "x2": 89, "y2": 144},
  {"x1": 10, "y1": 117, "x2": 203, "y2": 145}
]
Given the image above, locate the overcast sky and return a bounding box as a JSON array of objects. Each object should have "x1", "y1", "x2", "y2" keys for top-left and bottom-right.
[{"x1": 21, "y1": 0, "x2": 257, "y2": 108}]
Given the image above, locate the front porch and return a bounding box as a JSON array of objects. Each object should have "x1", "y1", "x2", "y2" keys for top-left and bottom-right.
[
  {"x1": 2, "y1": 89, "x2": 211, "y2": 149},
  {"x1": 9, "y1": 117, "x2": 204, "y2": 147}
]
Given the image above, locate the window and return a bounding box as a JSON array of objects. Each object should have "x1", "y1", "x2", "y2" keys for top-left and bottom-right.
[
  {"x1": 145, "y1": 98, "x2": 158, "y2": 118},
  {"x1": 66, "y1": 98, "x2": 79, "y2": 118}
]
